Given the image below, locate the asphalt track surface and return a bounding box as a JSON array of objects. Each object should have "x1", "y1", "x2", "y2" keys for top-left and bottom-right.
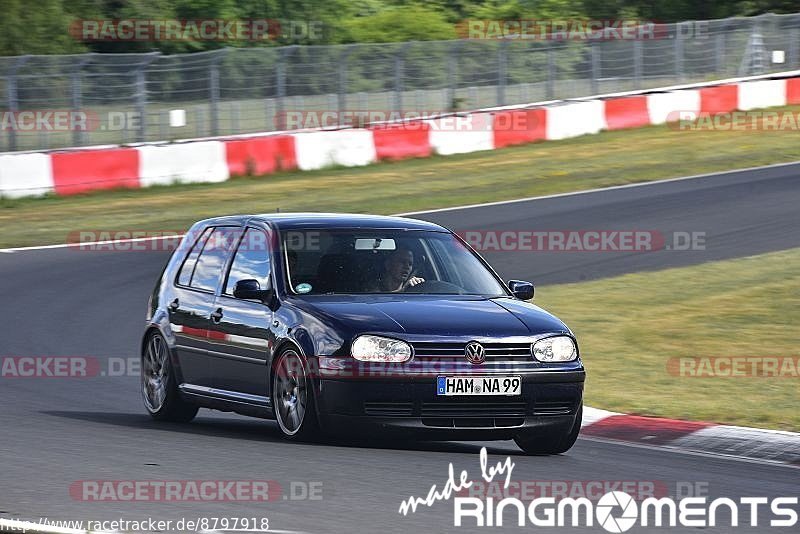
[{"x1": 1, "y1": 163, "x2": 799, "y2": 533}]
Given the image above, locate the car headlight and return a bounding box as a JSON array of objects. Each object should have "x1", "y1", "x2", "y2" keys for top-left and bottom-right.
[
  {"x1": 532, "y1": 336, "x2": 577, "y2": 362},
  {"x1": 351, "y1": 335, "x2": 412, "y2": 363}
]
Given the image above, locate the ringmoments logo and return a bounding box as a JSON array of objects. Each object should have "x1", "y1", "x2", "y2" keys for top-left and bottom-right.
[{"x1": 398, "y1": 448, "x2": 799, "y2": 531}]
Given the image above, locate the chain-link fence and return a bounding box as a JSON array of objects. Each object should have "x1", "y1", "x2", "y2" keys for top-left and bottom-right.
[{"x1": 2, "y1": 13, "x2": 800, "y2": 152}]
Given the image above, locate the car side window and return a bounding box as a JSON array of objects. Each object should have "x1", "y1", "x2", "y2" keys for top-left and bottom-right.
[
  {"x1": 224, "y1": 228, "x2": 271, "y2": 296},
  {"x1": 177, "y1": 227, "x2": 213, "y2": 287},
  {"x1": 190, "y1": 227, "x2": 241, "y2": 292}
]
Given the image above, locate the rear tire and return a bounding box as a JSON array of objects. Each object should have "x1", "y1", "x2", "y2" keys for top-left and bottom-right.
[
  {"x1": 141, "y1": 331, "x2": 198, "y2": 423},
  {"x1": 514, "y1": 405, "x2": 582, "y2": 455},
  {"x1": 272, "y1": 348, "x2": 320, "y2": 441}
]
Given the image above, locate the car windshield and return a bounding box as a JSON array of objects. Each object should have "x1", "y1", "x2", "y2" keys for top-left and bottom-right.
[{"x1": 283, "y1": 229, "x2": 507, "y2": 296}]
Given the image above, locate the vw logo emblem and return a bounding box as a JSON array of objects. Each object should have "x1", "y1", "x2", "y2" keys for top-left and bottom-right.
[{"x1": 465, "y1": 341, "x2": 486, "y2": 365}]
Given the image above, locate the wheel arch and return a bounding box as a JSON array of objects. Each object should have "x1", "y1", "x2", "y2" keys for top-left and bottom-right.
[
  {"x1": 141, "y1": 324, "x2": 185, "y2": 386},
  {"x1": 269, "y1": 334, "x2": 323, "y2": 429}
]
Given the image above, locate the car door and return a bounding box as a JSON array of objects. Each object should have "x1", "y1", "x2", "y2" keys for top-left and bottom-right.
[
  {"x1": 169, "y1": 225, "x2": 241, "y2": 388},
  {"x1": 206, "y1": 225, "x2": 276, "y2": 400}
]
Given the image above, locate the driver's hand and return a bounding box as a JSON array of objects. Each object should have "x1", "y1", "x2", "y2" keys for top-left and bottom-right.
[{"x1": 403, "y1": 277, "x2": 425, "y2": 289}]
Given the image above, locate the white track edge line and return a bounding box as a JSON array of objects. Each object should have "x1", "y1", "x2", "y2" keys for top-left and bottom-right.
[{"x1": 578, "y1": 435, "x2": 800, "y2": 470}]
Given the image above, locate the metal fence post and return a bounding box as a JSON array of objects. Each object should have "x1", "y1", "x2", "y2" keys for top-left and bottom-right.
[
  {"x1": 675, "y1": 22, "x2": 685, "y2": 82},
  {"x1": 447, "y1": 41, "x2": 463, "y2": 111},
  {"x1": 209, "y1": 49, "x2": 229, "y2": 137},
  {"x1": 497, "y1": 40, "x2": 508, "y2": 107},
  {"x1": 135, "y1": 69, "x2": 147, "y2": 141},
  {"x1": 195, "y1": 106, "x2": 205, "y2": 138},
  {"x1": 394, "y1": 42, "x2": 412, "y2": 112},
  {"x1": 546, "y1": 46, "x2": 555, "y2": 100},
  {"x1": 590, "y1": 42, "x2": 600, "y2": 95},
  {"x1": 633, "y1": 40, "x2": 642, "y2": 90},
  {"x1": 134, "y1": 52, "x2": 159, "y2": 143},
  {"x1": 7, "y1": 55, "x2": 30, "y2": 152},
  {"x1": 276, "y1": 46, "x2": 298, "y2": 130},
  {"x1": 338, "y1": 45, "x2": 355, "y2": 124},
  {"x1": 715, "y1": 32, "x2": 725, "y2": 76},
  {"x1": 71, "y1": 55, "x2": 93, "y2": 147}
]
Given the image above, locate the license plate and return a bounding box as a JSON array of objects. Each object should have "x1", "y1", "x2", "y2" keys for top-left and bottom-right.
[{"x1": 436, "y1": 376, "x2": 521, "y2": 396}]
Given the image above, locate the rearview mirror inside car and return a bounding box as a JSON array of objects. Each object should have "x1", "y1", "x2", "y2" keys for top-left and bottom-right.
[{"x1": 354, "y1": 238, "x2": 396, "y2": 250}]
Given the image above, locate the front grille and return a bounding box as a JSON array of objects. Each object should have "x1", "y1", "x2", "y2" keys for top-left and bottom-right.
[
  {"x1": 363, "y1": 401, "x2": 414, "y2": 416},
  {"x1": 412, "y1": 342, "x2": 532, "y2": 362},
  {"x1": 364, "y1": 400, "x2": 533, "y2": 428},
  {"x1": 421, "y1": 401, "x2": 528, "y2": 418},
  {"x1": 422, "y1": 417, "x2": 525, "y2": 428}
]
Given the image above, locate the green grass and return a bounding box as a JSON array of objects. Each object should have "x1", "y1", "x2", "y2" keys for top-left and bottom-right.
[
  {"x1": 4, "y1": 104, "x2": 800, "y2": 248},
  {"x1": 537, "y1": 247, "x2": 800, "y2": 431}
]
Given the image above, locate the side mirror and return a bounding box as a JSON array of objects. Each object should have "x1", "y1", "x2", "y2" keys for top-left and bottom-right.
[
  {"x1": 508, "y1": 280, "x2": 534, "y2": 300},
  {"x1": 233, "y1": 279, "x2": 272, "y2": 303}
]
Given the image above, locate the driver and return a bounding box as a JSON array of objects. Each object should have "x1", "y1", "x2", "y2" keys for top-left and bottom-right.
[{"x1": 369, "y1": 247, "x2": 425, "y2": 292}]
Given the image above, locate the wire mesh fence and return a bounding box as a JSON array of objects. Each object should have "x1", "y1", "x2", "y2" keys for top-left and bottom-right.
[{"x1": 2, "y1": 12, "x2": 800, "y2": 152}]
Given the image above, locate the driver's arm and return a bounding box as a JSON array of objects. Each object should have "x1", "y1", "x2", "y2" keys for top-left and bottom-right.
[{"x1": 402, "y1": 276, "x2": 425, "y2": 290}]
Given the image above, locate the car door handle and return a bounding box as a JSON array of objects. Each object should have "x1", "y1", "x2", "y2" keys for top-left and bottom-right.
[
  {"x1": 210, "y1": 308, "x2": 224, "y2": 323},
  {"x1": 168, "y1": 298, "x2": 180, "y2": 311}
]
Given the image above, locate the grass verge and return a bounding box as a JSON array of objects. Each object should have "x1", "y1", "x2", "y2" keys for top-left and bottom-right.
[
  {"x1": 538, "y1": 247, "x2": 800, "y2": 431},
  {"x1": 3, "y1": 105, "x2": 800, "y2": 248}
]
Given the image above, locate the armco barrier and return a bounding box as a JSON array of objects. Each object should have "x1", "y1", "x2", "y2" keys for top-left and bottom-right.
[
  {"x1": 138, "y1": 141, "x2": 229, "y2": 187},
  {"x1": 699, "y1": 85, "x2": 739, "y2": 114},
  {"x1": 546, "y1": 100, "x2": 606, "y2": 140},
  {"x1": 371, "y1": 122, "x2": 432, "y2": 160},
  {"x1": 647, "y1": 90, "x2": 701, "y2": 124},
  {"x1": 787, "y1": 78, "x2": 800, "y2": 104},
  {"x1": 426, "y1": 113, "x2": 494, "y2": 155},
  {"x1": 738, "y1": 79, "x2": 787, "y2": 110},
  {"x1": 51, "y1": 148, "x2": 140, "y2": 196},
  {"x1": 492, "y1": 109, "x2": 547, "y2": 148},
  {"x1": 2, "y1": 74, "x2": 800, "y2": 199},
  {"x1": 604, "y1": 96, "x2": 651, "y2": 130},
  {"x1": 293, "y1": 130, "x2": 376, "y2": 171},
  {"x1": 0, "y1": 153, "x2": 53, "y2": 198},
  {"x1": 225, "y1": 135, "x2": 297, "y2": 177}
]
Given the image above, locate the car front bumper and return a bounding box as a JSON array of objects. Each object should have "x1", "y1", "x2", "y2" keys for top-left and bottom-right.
[{"x1": 313, "y1": 368, "x2": 585, "y2": 439}]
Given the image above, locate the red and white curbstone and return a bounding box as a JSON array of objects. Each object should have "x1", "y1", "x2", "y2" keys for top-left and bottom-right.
[
  {"x1": 3, "y1": 73, "x2": 800, "y2": 198},
  {"x1": 581, "y1": 406, "x2": 800, "y2": 465}
]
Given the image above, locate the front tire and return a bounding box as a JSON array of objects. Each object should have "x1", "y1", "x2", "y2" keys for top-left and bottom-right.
[
  {"x1": 514, "y1": 405, "x2": 582, "y2": 455},
  {"x1": 141, "y1": 330, "x2": 198, "y2": 423},
  {"x1": 272, "y1": 348, "x2": 320, "y2": 441}
]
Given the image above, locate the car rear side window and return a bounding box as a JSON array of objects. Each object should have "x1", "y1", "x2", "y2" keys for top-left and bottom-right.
[
  {"x1": 189, "y1": 227, "x2": 241, "y2": 292},
  {"x1": 224, "y1": 228, "x2": 271, "y2": 295},
  {"x1": 176, "y1": 227, "x2": 213, "y2": 287}
]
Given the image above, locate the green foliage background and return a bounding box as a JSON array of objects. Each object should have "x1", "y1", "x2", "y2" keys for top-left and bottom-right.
[{"x1": 2, "y1": 0, "x2": 800, "y2": 55}]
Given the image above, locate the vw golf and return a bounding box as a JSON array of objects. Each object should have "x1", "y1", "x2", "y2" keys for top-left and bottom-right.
[{"x1": 141, "y1": 213, "x2": 585, "y2": 454}]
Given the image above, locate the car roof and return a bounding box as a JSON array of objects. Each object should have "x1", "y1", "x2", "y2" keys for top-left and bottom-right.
[{"x1": 197, "y1": 213, "x2": 449, "y2": 232}]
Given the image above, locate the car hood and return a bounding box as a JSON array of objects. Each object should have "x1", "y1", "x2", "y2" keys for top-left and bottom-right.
[{"x1": 292, "y1": 295, "x2": 568, "y2": 338}]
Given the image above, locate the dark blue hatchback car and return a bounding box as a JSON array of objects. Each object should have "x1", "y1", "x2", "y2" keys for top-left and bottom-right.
[{"x1": 142, "y1": 213, "x2": 585, "y2": 454}]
